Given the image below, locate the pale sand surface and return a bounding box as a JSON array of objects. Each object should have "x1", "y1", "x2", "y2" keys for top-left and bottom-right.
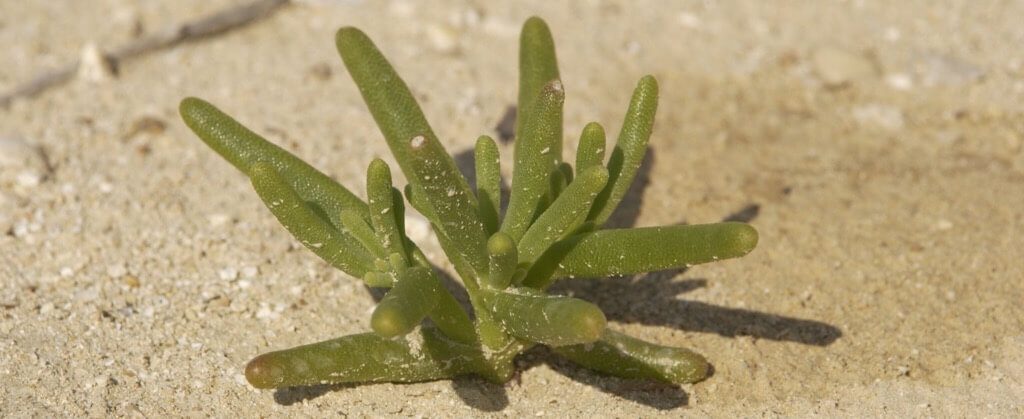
[{"x1": 2, "y1": 1, "x2": 1023, "y2": 416}]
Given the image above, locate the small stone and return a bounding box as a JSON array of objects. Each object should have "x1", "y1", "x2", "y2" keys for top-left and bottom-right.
[
  {"x1": 885, "y1": 73, "x2": 913, "y2": 91},
  {"x1": 306, "y1": 62, "x2": 332, "y2": 81},
  {"x1": 218, "y1": 267, "x2": 238, "y2": 281},
  {"x1": 426, "y1": 23, "x2": 459, "y2": 54},
  {"x1": 74, "y1": 287, "x2": 100, "y2": 303},
  {"x1": 78, "y1": 42, "x2": 116, "y2": 82},
  {"x1": 917, "y1": 53, "x2": 984, "y2": 87},
  {"x1": 98, "y1": 182, "x2": 114, "y2": 194},
  {"x1": 0, "y1": 135, "x2": 49, "y2": 189},
  {"x1": 935, "y1": 219, "x2": 954, "y2": 231},
  {"x1": 123, "y1": 275, "x2": 140, "y2": 288},
  {"x1": 107, "y1": 263, "x2": 128, "y2": 279},
  {"x1": 122, "y1": 116, "x2": 167, "y2": 140},
  {"x1": 812, "y1": 47, "x2": 875, "y2": 87},
  {"x1": 677, "y1": 12, "x2": 702, "y2": 29},
  {"x1": 208, "y1": 213, "x2": 231, "y2": 227},
  {"x1": 851, "y1": 104, "x2": 904, "y2": 130}
]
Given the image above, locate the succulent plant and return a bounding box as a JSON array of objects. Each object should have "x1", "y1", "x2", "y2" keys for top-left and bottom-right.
[{"x1": 179, "y1": 16, "x2": 758, "y2": 391}]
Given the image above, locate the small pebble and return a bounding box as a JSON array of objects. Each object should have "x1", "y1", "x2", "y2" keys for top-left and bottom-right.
[
  {"x1": 123, "y1": 275, "x2": 141, "y2": 288},
  {"x1": 122, "y1": 116, "x2": 167, "y2": 140},
  {"x1": 851, "y1": 104, "x2": 904, "y2": 130},
  {"x1": 0, "y1": 135, "x2": 49, "y2": 189},
  {"x1": 107, "y1": 263, "x2": 128, "y2": 279},
  {"x1": 78, "y1": 42, "x2": 116, "y2": 82},
  {"x1": 306, "y1": 62, "x2": 332, "y2": 81},
  {"x1": 812, "y1": 47, "x2": 875, "y2": 87},
  {"x1": 677, "y1": 12, "x2": 702, "y2": 29},
  {"x1": 426, "y1": 23, "x2": 459, "y2": 54},
  {"x1": 218, "y1": 267, "x2": 238, "y2": 281},
  {"x1": 885, "y1": 73, "x2": 913, "y2": 91},
  {"x1": 917, "y1": 53, "x2": 984, "y2": 87}
]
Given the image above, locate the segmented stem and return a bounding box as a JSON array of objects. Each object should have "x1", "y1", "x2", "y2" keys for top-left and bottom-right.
[
  {"x1": 474, "y1": 135, "x2": 502, "y2": 235},
  {"x1": 248, "y1": 162, "x2": 375, "y2": 278},
  {"x1": 553, "y1": 329, "x2": 709, "y2": 384},
  {"x1": 485, "y1": 287, "x2": 606, "y2": 347},
  {"x1": 575, "y1": 122, "x2": 606, "y2": 174},
  {"x1": 587, "y1": 76, "x2": 658, "y2": 225}
]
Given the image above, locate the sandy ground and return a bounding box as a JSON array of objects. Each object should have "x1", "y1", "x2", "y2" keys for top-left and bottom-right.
[{"x1": 2, "y1": 0, "x2": 1023, "y2": 416}]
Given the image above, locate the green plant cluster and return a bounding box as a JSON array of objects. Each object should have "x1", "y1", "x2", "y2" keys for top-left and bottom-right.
[{"x1": 180, "y1": 17, "x2": 757, "y2": 390}]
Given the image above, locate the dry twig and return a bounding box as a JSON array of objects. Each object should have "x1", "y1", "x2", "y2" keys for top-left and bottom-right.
[{"x1": 0, "y1": 0, "x2": 290, "y2": 108}]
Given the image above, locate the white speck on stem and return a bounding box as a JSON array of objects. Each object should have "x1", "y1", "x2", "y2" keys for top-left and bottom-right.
[{"x1": 410, "y1": 135, "x2": 426, "y2": 149}]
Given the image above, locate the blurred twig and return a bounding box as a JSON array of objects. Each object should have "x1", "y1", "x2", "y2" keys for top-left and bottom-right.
[{"x1": 0, "y1": 0, "x2": 290, "y2": 108}]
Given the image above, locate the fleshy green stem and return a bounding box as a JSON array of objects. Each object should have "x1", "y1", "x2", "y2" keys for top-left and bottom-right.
[
  {"x1": 524, "y1": 222, "x2": 759, "y2": 289},
  {"x1": 484, "y1": 287, "x2": 606, "y2": 347},
  {"x1": 475, "y1": 135, "x2": 502, "y2": 235},
  {"x1": 248, "y1": 162, "x2": 375, "y2": 278},
  {"x1": 553, "y1": 329, "x2": 709, "y2": 384},
  {"x1": 245, "y1": 329, "x2": 486, "y2": 388},
  {"x1": 588, "y1": 76, "x2": 659, "y2": 225}
]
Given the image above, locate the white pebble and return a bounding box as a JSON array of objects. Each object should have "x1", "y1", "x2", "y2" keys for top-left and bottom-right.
[
  {"x1": 851, "y1": 104, "x2": 904, "y2": 130},
  {"x1": 885, "y1": 73, "x2": 913, "y2": 91},
  {"x1": 917, "y1": 53, "x2": 984, "y2": 87},
  {"x1": 208, "y1": 213, "x2": 231, "y2": 227},
  {"x1": 0, "y1": 135, "x2": 48, "y2": 190},
  {"x1": 218, "y1": 267, "x2": 238, "y2": 281},
  {"x1": 78, "y1": 42, "x2": 116, "y2": 82},
  {"x1": 677, "y1": 12, "x2": 702, "y2": 29},
  {"x1": 426, "y1": 23, "x2": 459, "y2": 54},
  {"x1": 107, "y1": 263, "x2": 127, "y2": 278}
]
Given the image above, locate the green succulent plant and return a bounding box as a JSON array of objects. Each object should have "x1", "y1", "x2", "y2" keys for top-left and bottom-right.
[{"x1": 179, "y1": 16, "x2": 757, "y2": 390}]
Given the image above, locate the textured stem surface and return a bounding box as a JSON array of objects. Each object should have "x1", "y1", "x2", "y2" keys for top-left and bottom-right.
[
  {"x1": 245, "y1": 329, "x2": 485, "y2": 389},
  {"x1": 474, "y1": 135, "x2": 502, "y2": 235},
  {"x1": 248, "y1": 163, "x2": 375, "y2": 277},
  {"x1": 486, "y1": 232, "x2": 518, "y2": 289},
  {"x1": 367, "y1": 159, "x2": 408, "y2": 263},
  {"x1": 180, "y1": 97, "x2": 369, "y2": 228},
  {"x1": 587, "y1": 76, "x2": 658, "y2": 225},
  {"x1": 337, "y1": 28, "x2": 488, "y2": 279},
  {"x1": 553, "y1": 330, "x2": 709, "y2": 384},
  {"x1": 485, "y1": 288, "x2": 606, "y2": 347},
  {"x1": 516, "y1": 16, "x2": 560, "y2": 142},
  {"x1": 503, "y1": 80, "x2": 565, "y2": 240},
  {"x1": 371, "y1": 267, "x2": 441, "y2": 338},
  {"x1": 524, "y1": 222, "x2": 758, "y2": 288},
  {"x1": 575, "y1": 122, "x2": 606, "y2": 174},
  {"x1": 518, "y1": 165, "x2": 608, "y2": 263}
]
